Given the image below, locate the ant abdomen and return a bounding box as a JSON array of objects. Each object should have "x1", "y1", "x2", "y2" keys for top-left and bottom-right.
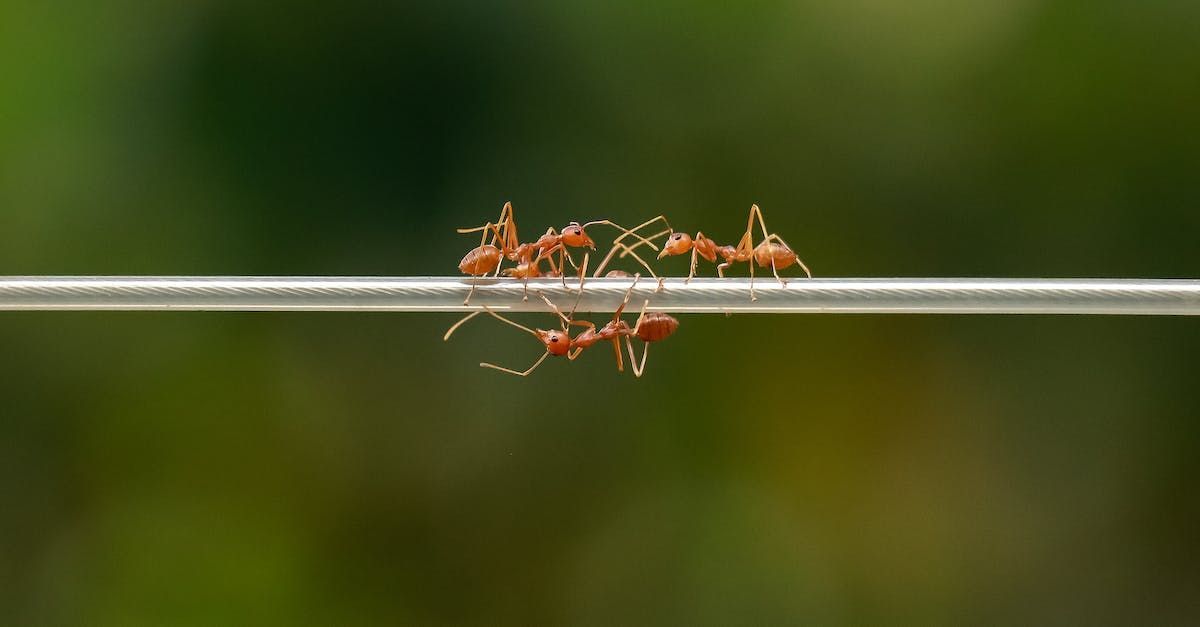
[
  {"x1": 460, "y1": 245, "x2": 501, "y2": 275},
  {"x1": 636, "y1": 313, "x2": 678, "y2": 343}
]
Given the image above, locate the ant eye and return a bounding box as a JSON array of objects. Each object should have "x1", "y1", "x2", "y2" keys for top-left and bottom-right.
[
  {"x1": 550, "y1": 337, "x2": 558, "y2": 342},
  {"x1": 674, "y1": 234, "x2": 682, "y2": 240}
]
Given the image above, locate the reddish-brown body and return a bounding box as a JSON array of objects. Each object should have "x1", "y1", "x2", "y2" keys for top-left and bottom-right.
[
  {"x1": 503, "y1": 261, "x2": 543, "y2": 280},
  {"x1": 692, "y1": 234, "x2": 720, "y2": 263},
  {"x1": 446, "y1": 274, "x2": 677, "y2": 378},
  {"x1": 536, "y1": 328, "x2": 571, "y2": 356},
  {"x1": 656, "y1": 205, "x2": 810, "y2": 300},
  {"x1": 658, "y1": 231, "x2": 732, "y2": 280},
  {"x1": 754, "y1": 240, "x2": 799, "y2": 270},
  {"x1": 459, "y1": 245, "x2": 501, "y2": 276},
  {"x1": 635, "y1": 313, "x2": 678, "y2": 343},
  {"x1": 571, "y1": 320, "x2": 632, "y2": 351}
]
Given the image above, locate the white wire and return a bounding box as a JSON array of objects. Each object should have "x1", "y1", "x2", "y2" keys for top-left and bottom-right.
[{"x1": 0, "y1": 276, "x2": 1197, "y2": 315}]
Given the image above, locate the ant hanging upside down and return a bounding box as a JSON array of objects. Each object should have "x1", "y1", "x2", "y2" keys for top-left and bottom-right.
[{"x1": 443, "y1": 274, "x2": 678, "y2": 377}]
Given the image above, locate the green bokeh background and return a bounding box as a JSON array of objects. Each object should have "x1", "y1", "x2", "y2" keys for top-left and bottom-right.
[{"x1": 2, "y1": 2, "x2": 1199, "y2": 625}]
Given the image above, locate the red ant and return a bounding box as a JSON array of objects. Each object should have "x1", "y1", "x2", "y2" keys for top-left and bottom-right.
[
  {"x1": 457, "y1": 202, "x2": 521, "y2": 304},
  {"x1": 444, "y1": 275, "x2": 678, "y2": 377},
  {"x1": 531, "y1": 219, "x2": 662, "y2": 292},
  {"x1": 457, "y1": 203, "x2": 660, "y2": 301},
  {"x1": 656, "y1": 204, "x2": 811, "y2": 300},
  {"x1": 545, "y1": 274, "x2": 679, "y2": 377}
]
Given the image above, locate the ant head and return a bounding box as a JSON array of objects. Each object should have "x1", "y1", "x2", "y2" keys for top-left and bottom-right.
[
  {"x1": 560, "y1": 223, "x2": 595, "y2": 249},
  {"x1": 537, "y1": 329, "x2": 571, "y2": 356},
  {"x1": 657, "y1": 231, "x2": 692, "y2": 259}
]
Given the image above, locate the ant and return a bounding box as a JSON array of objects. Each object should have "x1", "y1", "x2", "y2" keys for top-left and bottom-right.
[
  {"x1": 444, "y1": 275, "x2": 678, "y2": 377},
  {"x1": 457, "y1": 204, "x2": 660, "y2": 302},
  {"x1": 656, "y1": 204, "x2": 811, "y2": 300},
  {"x1": 531, "y1": 219, "x2": 662, "y2": 292},
  {"x1": 541, "y1": 273, "x2": 679, "y2": 377},
  {"x1": 440, "y1": 282, "x2": 627, "y2": 377},
  {"x1": 623, "y1": 293, "x2": 679, "y2": 378},
  {"x1": 456, "y1": 201, "x2": 519, "y2": 305}
]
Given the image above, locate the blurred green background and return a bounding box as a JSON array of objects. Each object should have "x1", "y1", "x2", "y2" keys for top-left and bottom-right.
[{"x1": 2, "y1": 1, "x2": 1199, "y2": 625}]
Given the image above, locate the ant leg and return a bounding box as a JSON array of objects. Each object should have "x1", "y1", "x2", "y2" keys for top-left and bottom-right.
[
  {"x1": 559, "y1": 247, "x2": 575, "y2": 289},
  {"x1": 749, "y1": 204, "x2": 789, "y2": 287},
  {"x1": 717, "y1": 262, "x2": 731, "y2": 278},
  {"x1": 616, "y1": 273, "x2": 640, "y2": 319},
  {"x1": 599, "y1": 216, "x2": 671, "y2": 277},
  {"x1": 481, "y1": 351, "x2": 550, "y2": 377},
  {"x1": 443, "y1": 311, "x2": 481, "y2": 341},
  {"x1": 591, "y1": 243, "x2": 623, "y2": 278},
  {"x1": 617, "y1": 228, "x2": 671, "y2": 260},
  {"x1": 610, "y1": 338, "x2": 624, "y2": 372},
  {"x1": 501, "y1": 202, "x2": 518, "y2": 253},
  {"x1": 766, "y1": 234, "x2": 812, "y2": 278},
  {"x1": 537, "y1": 291, "x2": 595, "y2": 337},
  {"x1": 581, "y1": 220, "x2": 661, "y2": 252},
  {"x1": 595, "y1": 224, "x2": 665, "y2": 277},
  {"x1": 616, "y1": 215, "x2": 671, "y2": 248},
  {"x1": 731, "y1": 224, "x2": 757, "y2": 301},
  {"x1": 538, "y1": 291, "x2": 571, "y2": 328},
  {"x1": 576, "y1": 251, "x2": 589, "y2": 293},
  {"x1": 464, "y1": 274, "x2": 478, "y2": 306},
  {"x1": 480, "y1": 306, "x2": 540, "y2": 338},
  {"x1": 618, "y1": 246, "x2": 658, "y2": 282},
  {"x1": 623, "y1": 335, "x2": 650, "y2": 378},
  {"x1": 686, "y1": 246, "x2": 699, "y2": 284},
  {"x1": 621, "y1": 299, "x2": 654, "y2": 377},
  {"x1": 749, "y1": 254, "x2": 757, "y2": 301}
]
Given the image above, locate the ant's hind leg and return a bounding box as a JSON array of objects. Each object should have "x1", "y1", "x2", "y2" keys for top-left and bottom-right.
[
  {"x1": 767, "y1": 234, "x2": 812, "y2": 278},
  {"x1": 464, "y1": 275, "x2": 478, "y2": 305},
  {"x1": 749, "y1": 257, "x2": 757, "y2": 301},
  {"x1": 481, "y1": 352, "x2": 550, "y2": 377},
  {"x1": 624, "y1": 336, "x2": 650, "y2": 378}
]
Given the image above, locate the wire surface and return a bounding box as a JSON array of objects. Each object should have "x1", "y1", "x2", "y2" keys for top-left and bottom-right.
[{"x1": 0, "y1": 277, "x2": 1198, "y2": 315}]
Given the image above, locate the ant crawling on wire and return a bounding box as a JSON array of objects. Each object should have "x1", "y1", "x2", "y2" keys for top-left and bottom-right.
[
  {"x1": 457, "y1": 201, "x2": 567, "y2": 302},
  {"x1": 530, "y1": 218, "x2": 663, "y2": 292},
  {"x1": 456, "y1": 201, "x2": 516, "y2": 305},
  {"x1": 443, "y1": 274, "x2": 678, "y2": 377},
  {"x1": 656, "y1": 204, "x2": 812, "y2": 300},
  {"x1": 456, "y1": 202, "x2": 661, "y2": 302}
]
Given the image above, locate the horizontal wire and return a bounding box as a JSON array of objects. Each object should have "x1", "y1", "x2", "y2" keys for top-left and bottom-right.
[{"x1": 0, "y1": 276, "x2": 1197, "y2": 315}]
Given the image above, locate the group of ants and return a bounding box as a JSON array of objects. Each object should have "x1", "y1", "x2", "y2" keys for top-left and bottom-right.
[{"x1": 444, "y1": 202, "x2": 812, "y2": 377}]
